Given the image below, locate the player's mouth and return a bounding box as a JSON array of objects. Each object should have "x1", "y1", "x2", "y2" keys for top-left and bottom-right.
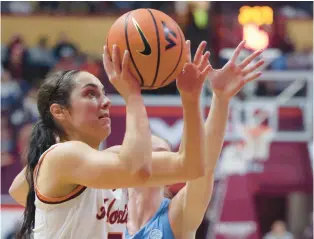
[
  {"x1": 99, "y1": 112, "x2": 109, "y2": 118},
  {"x1": 98, "y1": 112, "x2": 111, "y2": 124}
]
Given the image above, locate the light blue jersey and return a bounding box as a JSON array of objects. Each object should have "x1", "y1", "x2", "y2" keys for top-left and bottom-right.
[{"x1": 125, "y1": 198, "x2": 176, "y2": 239}]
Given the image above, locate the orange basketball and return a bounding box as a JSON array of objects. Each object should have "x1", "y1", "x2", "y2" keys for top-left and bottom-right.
[{"x1": 107, "y1": 8, "x2": 187, "y2": 90}]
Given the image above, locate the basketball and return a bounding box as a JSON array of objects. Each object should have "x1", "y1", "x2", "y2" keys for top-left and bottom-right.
[{"x1": 107, "y1": 8, "x2": 187, "y2": 90}]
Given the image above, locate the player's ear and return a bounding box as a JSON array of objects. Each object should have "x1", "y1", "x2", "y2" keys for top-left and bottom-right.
[{"x1": 50, "y1": 103, "x2": 66, "y2": 121}]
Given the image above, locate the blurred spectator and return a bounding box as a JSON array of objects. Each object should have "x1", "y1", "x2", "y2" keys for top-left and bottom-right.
[
  {"x1": 280, "y1": 5, "x2": 312, "y2": 18},
  {"x1": 29, "y1": 36, "x2": 55, "y2": 73},
  {"x1": 22, "y1": 86, "x2": 39, "y2": 119},
  {"x1": 51, "y1": 33, "x2": 80, "y2": 71},
  {"x1": 8, "y1": 34, "x2": 24, "y2": 48},
  {"x1": 52, "y1": 32, "x2": 78, "y2": 61},
  {"x1": 263, "y1": 220, "x2": 294, "y2": 239},
  {"x1": 88, "y1": 2, "x2": 116, "y2": 14},
  {"x1": 37, "y1": 1, "x2": 60, "y2": 14},
  {"x1": 53, "y1": 55, "x2": 79, "y2": 72},
  {"x1": 5, "y1": 1, "x2": 34, "y2": 15},
  {"x1": 1, "y1": 1, "x2": 11, "y2": 13},
  {"x1": 113, "y1": 1, "x2": 152, "y2": 12},
  {"x1": 69, "y1": 1, "x2": 91, "y2": 14},
  {"x1": 2, "y1": 35, "x2": 31, "y2": 82},
  {"x1": 10, "y1": 85, "x2": 39, "y2": 128},
  {"x1": 1, "y1": 70, "x2": 23, "y2": 112}
]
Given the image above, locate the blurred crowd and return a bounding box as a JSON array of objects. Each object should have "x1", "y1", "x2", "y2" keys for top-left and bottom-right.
[
  {"x1": 1, "y1": 1, "x2": 175, "y2": 15},
  {"x1": 2, "y1": 1, "x2": 313, "y2": 17}
]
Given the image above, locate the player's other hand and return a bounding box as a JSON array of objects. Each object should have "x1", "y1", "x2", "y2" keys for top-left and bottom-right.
[
  {"x1": 103, "y1": 45, "x2": 141, "y2": 102},
  {"x1": 208, "y1": 40, "x2": 265, "y2": 101},
  {"x1": 176, "y1": 40, "x2": 211, "y2": 102}
]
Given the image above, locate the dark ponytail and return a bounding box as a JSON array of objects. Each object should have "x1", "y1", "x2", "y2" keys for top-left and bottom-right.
[
  {"x1": 16, "y1": 70, "x2": 79, "y2": 238},
  {"x1": 17, "y1": 120, "x2": 56, "y2": 238}
]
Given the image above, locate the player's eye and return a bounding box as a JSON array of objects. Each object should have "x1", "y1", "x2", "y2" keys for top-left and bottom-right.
[{"x1": 87, "y1": 90, "x2": 97, "y2": 97}]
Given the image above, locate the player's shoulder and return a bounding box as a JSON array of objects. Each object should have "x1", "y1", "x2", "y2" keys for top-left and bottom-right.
[
  {"x1": 105, "y1": 145, "x2": 122, "y2": 154},
  {"x1": 60, "y1": 140, "x2": 91, "y2": 150},
  {"x1": 45, "y1": 141, "x2": 92, "y2": 164}
]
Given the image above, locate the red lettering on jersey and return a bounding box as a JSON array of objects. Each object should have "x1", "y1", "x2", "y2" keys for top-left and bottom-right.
[
  {"x1": 120, "y1": 204, "x2": 128, "y2": 223},
  {"x1": 96, "y1": 197, "x2": 128, "y2": 224},
  {"x1": 96, "y1": 199, "x2": 109, "y2": 220},
  {"x1": 109, "y1": 211, "x2": 118, "y2": 224},
  {"x1": 106, "y1": 198, "x2": 116, "y2": 221},
  {"x1": 96, "y1": 206, "x2": 106, "y2": 220}
]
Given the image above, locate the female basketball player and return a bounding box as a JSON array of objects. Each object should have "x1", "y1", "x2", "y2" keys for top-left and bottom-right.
[
  {"x1": 124, "y1": 40, "x2": 265, "y2": 239},
  {"x1": 10, "y1": 41, "x2": 210, "y2": 238}
]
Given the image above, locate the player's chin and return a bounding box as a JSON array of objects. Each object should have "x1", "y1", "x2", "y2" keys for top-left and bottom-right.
[{"x1": 100, "y1": 125, "x2": 111, "y2": 138}]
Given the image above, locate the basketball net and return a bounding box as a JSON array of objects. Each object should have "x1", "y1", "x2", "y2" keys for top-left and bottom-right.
[
  {"x1": 238, "y1": 124, "x2": 274, "y2": 161},
  {"x1": 238, "y1": 70, "x2": 306, "y2": 161}
]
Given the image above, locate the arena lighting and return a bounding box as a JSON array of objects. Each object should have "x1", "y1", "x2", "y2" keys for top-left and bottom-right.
[
  {"x1": 243, "y1": 24, "x2": 269, "y2": 50},
  {"x1": 238, "y1": 6, "x2": 273, "y2": 51},
  {"x1": 238, "y1": 6, "x2": 274, "y2": 26}
]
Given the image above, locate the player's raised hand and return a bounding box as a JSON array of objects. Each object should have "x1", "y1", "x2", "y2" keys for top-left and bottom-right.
[
  {"x1": 103, "y1": 45, "x2": 141, "y2": 101},
  {"x1": 207, "y1": 40, "x2": 265, "y2": 101},
  {"x1": 176, "y1": 40, "x2": 212, "y2": 101}
]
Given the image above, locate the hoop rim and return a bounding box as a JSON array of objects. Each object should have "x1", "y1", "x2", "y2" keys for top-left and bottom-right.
[{"x1": 245, "y1": 125, "x2": 272, "y2": 135}]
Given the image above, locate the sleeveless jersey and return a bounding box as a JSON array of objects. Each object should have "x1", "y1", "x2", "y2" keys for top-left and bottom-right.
[
  {"x1": 33, "y1": 144, "x2": 128, "y2": 239},
  {"x1": 125, "y1": 198, "x2": 175, "y2": 239}
]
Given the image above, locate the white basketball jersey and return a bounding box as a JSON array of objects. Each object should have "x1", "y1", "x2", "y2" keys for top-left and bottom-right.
[{"x1": 33, "y1": 144, "x2": 128, "y2": 239}]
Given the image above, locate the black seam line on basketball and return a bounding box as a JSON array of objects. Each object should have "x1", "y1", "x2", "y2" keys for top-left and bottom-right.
[
  {"x1": 147, "y1": 8, "x2": 161, "y2": 88},
  {"x1": 125, "y1": 11, "x2": 144, "y2": 86},
  {"x1": 37, "y1": 187, "x2": 87, "y2": 205},
  {"x1": 160, "y1": 25, "x2": 183, "y2": 87}
]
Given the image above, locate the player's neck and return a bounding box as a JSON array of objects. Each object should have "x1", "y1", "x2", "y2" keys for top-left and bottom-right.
[
  {"x1": 127, "y1": 187, "x2": 163, "y2": 235},
  {"x1": 65, "y1": 133, "x2": 101, "y2": 150},
  {"x1": 79, "y1": 137, "x2": 101, "y2": 150}
]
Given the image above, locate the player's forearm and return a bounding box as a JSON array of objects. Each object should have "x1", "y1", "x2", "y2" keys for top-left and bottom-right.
[
  {"x1": 205, "y1": 94, "x2": 229, "y2": 174},
  {"x1": 119, "y1": 95, "x2": 152, "y2": 173},
  {"x1": 179, "y1": 97, "x2": 205, "y2": 177},
  {"x1": 174, "y1": 95, "x2": 228, "y2": 234}
]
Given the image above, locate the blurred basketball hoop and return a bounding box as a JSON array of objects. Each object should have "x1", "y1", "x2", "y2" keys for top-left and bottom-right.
[{"x1": 238, "y1": 124, "x2": 274, "y2": 161}]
